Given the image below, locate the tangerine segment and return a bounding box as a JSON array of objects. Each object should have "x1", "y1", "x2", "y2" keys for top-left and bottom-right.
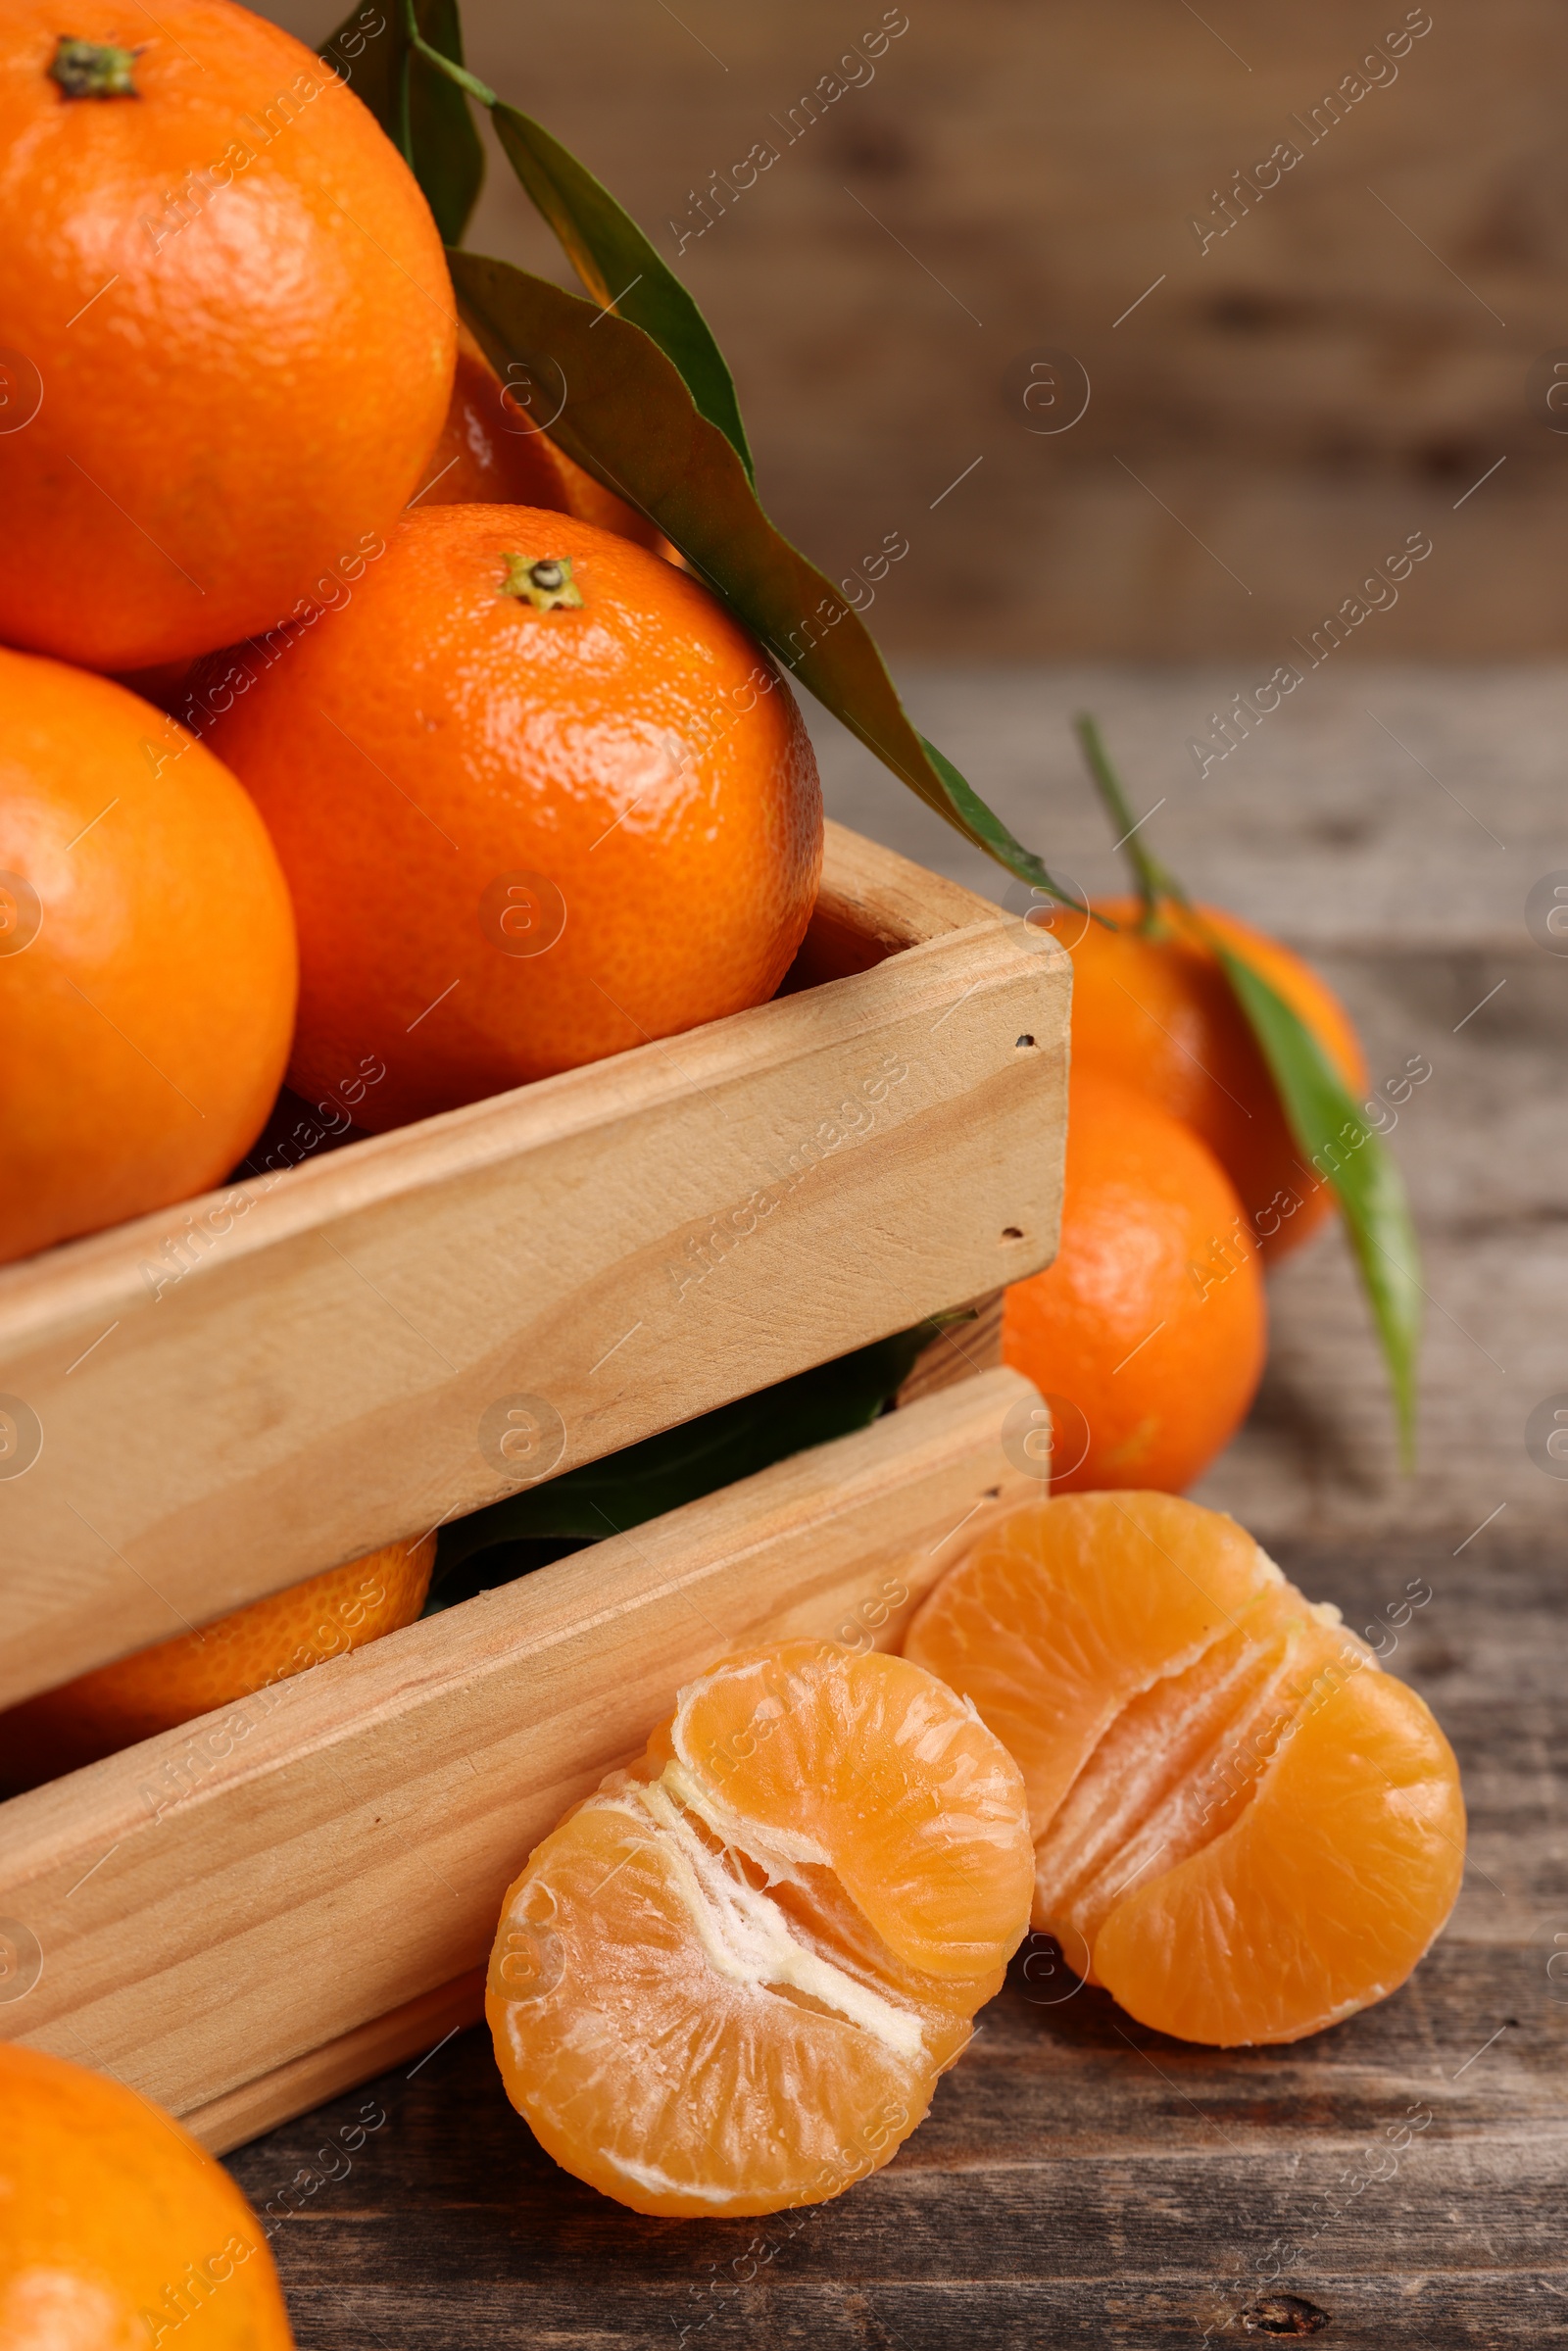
[
  {"x1": 661, "y1": 1643, "x2": 1036, "y2": 1980},
  {"x1": 903, "y1": 1494, "x2": 1275, "y2": 1831},
  {"x1": 487, "y1": 1642, "x2": 1033, "y2": 2218},
  {"x1": 1093, "y1": 1665, "x2": 1465, "y2": 2046},
  {"x1": 1032, "y1": 1584, "x2": 1368, "y2": 1969},
  {"x1": 905, "y1": 1494, "x2": 1463, "y2": 2046}
]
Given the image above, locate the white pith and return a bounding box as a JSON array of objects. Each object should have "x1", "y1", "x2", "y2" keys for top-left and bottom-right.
[
  {"x1": 618, "y1": 1772, "x2": 926, "y2": 2063},
  {"x1": 662, "y1": 1751, "x2": 832, "y2": 1875},
  {"x1": 600, "y1": 2151, "x2": 741, "y2": 2201}
]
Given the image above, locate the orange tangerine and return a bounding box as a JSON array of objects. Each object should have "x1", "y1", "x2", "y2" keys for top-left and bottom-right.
[
  {"x1": 905, "y1": 1493, "x2": 1464, "y2": 2045},
  {"x1": 1067, "y1": 899, "x2": 1368, "y2": 1262},
  {"x1": 0, "y1": 1535, "x2": 433, "y2": 1788},
  {"x1": 486, "y1": 1641, "x2": 1034, "y2": 2216},
  {"x1": 1001, "y1": 1072, "x2": 1266, "y2": 1494},
  {"x1": 0, "y1": 646, "x2": 297, "y2": 1265},
  {"x1": 420, "y1": 321, "x2": 671, "y2": 559},
  {"x1": 0, "y1": 2043, "x2": 294, "y2": 2348},
  {"x1": 0, "y1": 0, "x2": 456, "y2": 671},
  {"x1": 205, "y1": 505, "x2": 822, "y2": 1129}
]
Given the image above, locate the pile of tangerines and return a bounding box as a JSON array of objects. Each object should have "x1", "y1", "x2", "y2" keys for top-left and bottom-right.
[
  {"x1": 0, "y1": 0, "x2": 1458, "y2": 2330},
  {"x1": 1, "y1": 0, "x2": 823, "y2": 1271}
]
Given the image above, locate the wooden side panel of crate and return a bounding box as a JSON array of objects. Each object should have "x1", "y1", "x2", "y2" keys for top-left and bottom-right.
[
  {"x1": 0, "y1": 825, "x2": 1068, "y2": 1707},
  {"x1": 0, "y1": 1368, "x2": 1041, "y2": 2150},
  {"x1": 896, "y1": 1290, "x2": 1006, "y2": 1405},
  {"x1": 186, "y1": 1973, "x2": 489, "y2": 2159}
]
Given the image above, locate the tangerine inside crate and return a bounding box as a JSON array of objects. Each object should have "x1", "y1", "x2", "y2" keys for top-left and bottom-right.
[{"x1": 0, "y1": 819, "x2": 1068, "y2": 2149}]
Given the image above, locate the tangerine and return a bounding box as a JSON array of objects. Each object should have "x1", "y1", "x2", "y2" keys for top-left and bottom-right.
[
  {"x1": 0, "y1": 0, "x2": 456, "y2": 672},
  {"x1": 205, "y1": 504, "x2": 823, "y2": 1131},
  {"x1": 1067, "y1": 898, "x2": 1367, "y2": 1260},
  {"x1": 419, "y1": 322, "x2": 670, "y2": 557},
  {"x1": 0, "y1": 2042, "x2": 295, "y2": 2349},
  {"x1": 1001, "y1": 1072, "x2": 1265, "y2": 1493},
  {"x1": 0, "y1": 647, "x2": 296, "y2": 1265},
  {"x1": 486, "y1": 1640, "x2": 1034, "y2": 2216},
  {"x1": 0, "y1": 1534, "x2": 434, "y2": 1789},
  {"x1": 905, "y1": 1493, "x2": 1464, "y2": 2045}
]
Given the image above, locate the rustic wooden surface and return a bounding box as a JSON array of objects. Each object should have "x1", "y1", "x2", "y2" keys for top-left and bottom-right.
[
  {"x1": 258, "y1": 0, "x2": 1568, "y2": 662},
  {"x1": 226, "y1": 1532, "x2": 1565, "y2": 2349},
  {"x1": 0, "y1": 823, "x2": 1068, "y2": 1707},
  {"x1": 221, "y1": 666, "x2": 1566, "y2": 2342}
]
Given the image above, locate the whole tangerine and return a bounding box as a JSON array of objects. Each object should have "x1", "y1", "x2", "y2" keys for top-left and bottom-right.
[
  {"x1": 419, "y1": 320, "x2": 671, "y2": 558},
  {"x1": 1002, "y1": 1070, "x2": 1266, "y2": 1493},
  {"x1": 0, "y1": 647, "x2": 297, "y2": 1265},
  {"x1": 1066, "y1": 897, "x2": 1367, "y2": 1261},
  {"x1": 0, "y1": 1533, "x2": 435, "y2": 1790},
  {"x1": 204, "y1": 504, "x2": 823, "y2": 1131},
  {"x1": 0, "y1": 2043, "x2": 295, "y2": 2348},
  {"x1": 0, "y1": 0, "x2": 456, "y2": 671}
]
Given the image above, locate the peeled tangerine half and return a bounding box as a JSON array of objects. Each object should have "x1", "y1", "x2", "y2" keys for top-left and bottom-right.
[
  {"x1": 486, "y1": 1641, "x2": 1034, "y2": 2217},
  {"x1": 904, "y1": 1494, "x2": 1465, "y2": 2047}
]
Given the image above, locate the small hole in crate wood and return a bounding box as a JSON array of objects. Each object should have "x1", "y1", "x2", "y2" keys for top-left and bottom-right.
[
  {"x1": 1015, "y1": 1034, "x2": 1035, "y2": 1048},
  {"x1": 1001, "y1": 1226, "x2": 1024, "y2": 1241}
]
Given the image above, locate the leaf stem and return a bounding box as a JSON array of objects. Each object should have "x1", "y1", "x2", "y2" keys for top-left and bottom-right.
[
  {"x1": 394, "y1": 24, "x2": 414, "y2": 164},
  {"x1": 1073, "y1": 712, "x2": 1186, "y2": 926},
  {"x1": 401, "y1": 0, "x2": 498, "y2": 108}
]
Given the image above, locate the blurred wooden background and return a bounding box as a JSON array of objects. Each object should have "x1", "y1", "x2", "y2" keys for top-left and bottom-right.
[{"x1": 262, "y1": 0, "x2": 1565, "y2": 658}]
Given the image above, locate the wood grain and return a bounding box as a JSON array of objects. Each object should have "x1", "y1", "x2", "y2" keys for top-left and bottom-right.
[
  {"x1": 782, "y1": 825, "x2": 991, "y2": 989},
  {"x1": 896, "y1": 1290, "x2": 1005, "y2": 1406},
  {"x1": 0, "y1": 823, "x2": 1068, "y2": 1707},
  {"x1": 183, "y1": 1973, "x2": 486, "y2": 2160},
  {"x1": 0, "y1": 1366, "x2": 1043, "y2": 2135},
  {"x1": 220, "y1": 1533, "x2": 1564, "y2": 2348}
]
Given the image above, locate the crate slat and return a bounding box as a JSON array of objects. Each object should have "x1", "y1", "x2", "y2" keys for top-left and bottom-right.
[
  {"x1": 0, "y1": 1366, "x2": 1040, "y2": 2148},
  {"x1": 0, "y1": 825, "x2": 1067, "y2": 1706},
  {"x1": 182, "y1": 1971, "x2": 487, "y2": 2158}
]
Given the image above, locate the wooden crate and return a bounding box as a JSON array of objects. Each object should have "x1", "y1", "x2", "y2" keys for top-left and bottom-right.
[
  {"x1": 0, "y1": 822, "x2": 1065, "y2": 2148},
  {"x1": 0, "y1": 1365, "x2": 1040, "y2": 2152},
  {"x1": 0, "y1": 820, "x2": 1068, "y2": 1709}
]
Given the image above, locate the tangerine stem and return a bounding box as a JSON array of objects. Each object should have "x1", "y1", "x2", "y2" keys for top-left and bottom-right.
[
  {"x1": 1073, "y1": 712, "x2": 1187, "y2": 933},
  {"x1": 48, "y1": 38, "x2": 140, "y2": 98},
  {"x1": 500, "y1": 553, "x2": 584, "y2": 612}
]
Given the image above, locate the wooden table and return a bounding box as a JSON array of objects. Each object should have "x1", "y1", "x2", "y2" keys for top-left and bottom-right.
[{"x1": 226, "y1": 666, "x2": 1568, "y2": 2344}]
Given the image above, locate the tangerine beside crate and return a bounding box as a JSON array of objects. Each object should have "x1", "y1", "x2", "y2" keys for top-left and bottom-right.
[{"x1": 0, "y1": 824, "x2": 1068, "y2": 2147}]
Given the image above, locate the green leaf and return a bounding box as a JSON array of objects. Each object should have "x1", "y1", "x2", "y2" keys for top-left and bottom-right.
[
  {"x1": 320, "y1": 0, "x2": 483, "y2": 246},
  {"x1": 449, "y1": 249, "x2": 1075, "y2": 899},
  {"x1": 1072, "y1": 712, "x2": 1423, "y2": 1465},
  {"x1": 489, "y1": 104, "x2": 753, "y2": 483},
  {"x1": 1208, "y1": 947, "x2": 1423, "y2": 1465},
  {"x1": 435, "y1": 1319, "x2": 947, "y2": 1578},
  {"x1": 384, "y1": 11, "x2": 751, "y2": 476}
]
